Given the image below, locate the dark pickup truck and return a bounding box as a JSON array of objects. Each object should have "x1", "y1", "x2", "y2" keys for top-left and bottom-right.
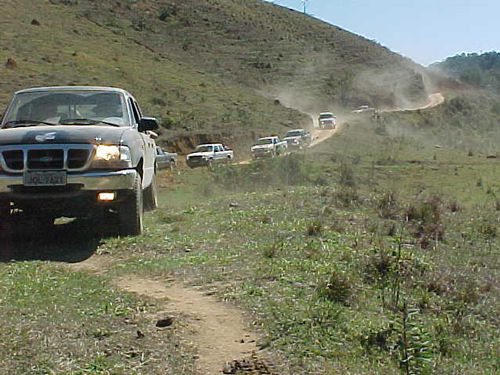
[
  {"x1": 0, "y1": 86, "x2": 159, "y2": 236},
  {"x1": 282, "y1": 128, "x2": 312, "y2": 149}
]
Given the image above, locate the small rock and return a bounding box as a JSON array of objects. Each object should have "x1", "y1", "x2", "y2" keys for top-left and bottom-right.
[
  {"x1": 5, "y1": 58, "x2": 17, "y2": 69},
  {"x1": 222, "y1": 362, "x2": 236, "y2": 374},
  {"x1": 31, "y1": 19, "x2": 41, "y2": 26},
  {"x1": 156, "y1": 316, "x2": 175, "y2": 328},
  {"x1": 486, "y1": 154, "x2": 497, "y2": 159},
  {"x1": 136, "y1": 330, "x2": 145, "y2": 339},
  {"x1": 229, "y1": 202, "x2": 239, "y2": 208}
]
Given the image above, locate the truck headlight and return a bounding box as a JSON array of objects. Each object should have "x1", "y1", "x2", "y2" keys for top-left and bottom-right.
[{"x1": 92, "y1": 145, "x2": 132, "y2": 168}]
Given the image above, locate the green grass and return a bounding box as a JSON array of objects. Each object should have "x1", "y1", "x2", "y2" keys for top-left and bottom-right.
[
  {"x1": 1, "y1": 119, "x2": 498, "y2": 373},
  {"x1": 99, "y1": 145, "x2": 498, "y2": 374},
  {"x1": 0, "y1": 262, "x2": 195, "y2": 374}
]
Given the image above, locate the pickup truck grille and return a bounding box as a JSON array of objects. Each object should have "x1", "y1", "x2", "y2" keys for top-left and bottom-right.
[
  {"x1": 28, "y1": 149, "x2": 64, "y2": 169},
  {"x1": 0, "y1": 144, "x2": 94, "y2": 172},
  {"x1": 3, "y1": 150, "x2": 23, "y2": 170}
]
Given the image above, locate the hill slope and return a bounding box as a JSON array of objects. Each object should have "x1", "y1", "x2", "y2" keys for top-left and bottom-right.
[
  {"x1": 2, "y1": 0, "x2": 436, "y2": 154},
  {"x1": 430, "y1": 51, "x2": 500, "y2": 94},
  {"x1": 49, "y1": 0, "x2": 433, "y2": 112},
  {"x1": 1, "y1": 0, "x2": 310, "y2": 153}
]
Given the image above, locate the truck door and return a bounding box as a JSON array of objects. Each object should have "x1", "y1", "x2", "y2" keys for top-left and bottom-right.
[
  {"x1": 214, "y1": 145, "x2": 223, "y2": 163},
  {"x1": 129, "y1": 98, "x2": 155, "y2": 188}
]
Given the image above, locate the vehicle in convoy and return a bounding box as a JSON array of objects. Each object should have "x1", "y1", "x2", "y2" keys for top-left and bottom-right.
[
  {"x1": 283, "y1": 128, "x2": 312, "y2": 149},
  {"x1": 251, "y1": 136, "x2": 287, "y2": 158},
  {"x1": 318, "y1": 112, "x2": 336, "y2": 129},
  {"x1": 0, "y1": 86, "x2": 159, "y2": 236},
  {"x1": 155, "y1": 146, "x2": 178, "y2": 171},
  {"x1": 186, "y1": 143, "x2": 233, "y2": 168},
  {"x1": 352, "y1": 105, "x2": 375, "y2": 113}
]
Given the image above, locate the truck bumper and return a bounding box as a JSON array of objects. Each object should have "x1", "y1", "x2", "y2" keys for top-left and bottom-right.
[
  {"x1": 186, "y1": 159, "x2": 210, "y2": 168},
  {"x1": 0, "y1": 169, "x2": 137, "y2": 199}
]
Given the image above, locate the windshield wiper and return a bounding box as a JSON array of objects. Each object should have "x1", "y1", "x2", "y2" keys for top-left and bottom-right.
[
  {"x1": 59, "y1": 118, "x2": 120, "y2": 127},
  {"x1": 3, "y1": 120, "x2": 56, "y2": 128}
]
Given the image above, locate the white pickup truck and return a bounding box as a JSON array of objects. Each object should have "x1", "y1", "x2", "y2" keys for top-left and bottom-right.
[
  {"x1": 186, "y1": 143, "x2": 233, "y2": 168},
  {"x1": 318, "y1": 112, "x2": 336, "y2": 129},
  {"x1": 251, "y1": 136, "x2": 287, "y2": 158}
]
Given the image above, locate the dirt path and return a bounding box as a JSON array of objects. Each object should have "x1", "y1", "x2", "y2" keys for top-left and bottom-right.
[
  {"x1": 310, "y1": 125, "x2": 339, "y2": 147},
  {"x1": 67, "y1": 255, "x2": 260, "y2": 375},
  {"x1": 382, "y1": 92, "x2": 445, "y2": 112},
  {"x1": 307, "y1": 92, "x2": 444, "y2": 147},
  {"x1": 421, "y1": 92, "x2": 445, "y2": 109}
]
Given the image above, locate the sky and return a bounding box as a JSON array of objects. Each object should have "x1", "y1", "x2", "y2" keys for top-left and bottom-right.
[{"x1": 263, "y1": 0, "x2": 500, "y2": 66}]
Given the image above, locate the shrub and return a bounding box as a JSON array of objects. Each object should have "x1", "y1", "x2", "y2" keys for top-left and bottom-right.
[
  {"x1": 210, "y1": 154, "x2": 316, "y2": 191},
  {"x1": 333, "y1": 186, "x2": 359, "y2": 207},
  {"x1": 319, "y1": 270, "x2": 352, "y2": 304},
  {"x1": 306, "y1": 218, "x2": 323, "y2": 236},
  {"x1": 339, "y1": 159, "x2": 355, "y2": 187},
  {"x1": 377, "y1": 190, "x2": 399, "y2": 219},
  {"x1": 404, "y1": 196, "x2": 445, "y2": 248}
]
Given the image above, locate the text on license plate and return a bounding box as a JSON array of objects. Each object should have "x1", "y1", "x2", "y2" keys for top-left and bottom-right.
[{"x1": 23, "y1": 171, "x2": 67, "y2": 186}]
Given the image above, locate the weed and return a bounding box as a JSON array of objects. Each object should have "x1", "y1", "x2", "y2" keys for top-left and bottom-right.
[
  {"x1": 307, "y1": 218, "x2": 323, "y2": 236},
  {"x1": 405, "y1": 196, "x2": 444, "y2": 248},
  {"x1": 263, "y1": 241, "x2": 283, "y2": 258},
  {"x1": 360, "y1": 325, "x2": 393, "y2": 352},
  {"x1": 319, "y1": 270, "x2": 352, "y2": 304},
  {"x1": 448, "y1": 200, "x2": 461, "y2": 213},
  {"x1": 339, "y1": 159, "x2": 355, "y2": 187},
  {"x1": 377, "y1": 190, "x2": 399, "y2": 219},
  {"x1": 333, "y1": 186, "x2": 359, "y2": 207},
  {"x1": 392, "y1": 304, "x2": 435, "y2": 375},
  {"x1": 156, "y1": 212, "x2": 185, "y2": 224}
]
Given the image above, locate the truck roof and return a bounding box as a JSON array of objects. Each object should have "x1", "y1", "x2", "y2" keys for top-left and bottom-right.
[{"x1": 14, "y1": 86, "x2": 132, "y2": 96}]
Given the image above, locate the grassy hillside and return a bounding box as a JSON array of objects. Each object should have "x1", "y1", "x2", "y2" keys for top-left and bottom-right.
[
  {"x1": 430, "y1": 52, "x2": 500, "y2": 94},
  {"x1": 2, "y1": 0, "x2": 435, "y2": 148},
  {"x1": 380, "y1": 91, "x2": 500, "y2": 156},
  {"x1": 49, "y1": 0, "x2": 433, "y2": 113},
  {"x1": 0, "y1": 0, "x2": 312, "y2": 154}
]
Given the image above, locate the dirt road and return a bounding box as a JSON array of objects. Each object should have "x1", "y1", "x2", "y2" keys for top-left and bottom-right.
[
  {"x1": 382, "y1": 92, "x2": 445, "y2": 112},
  {"x1": 308, "y1": 92, "x2": 444, "y2": 147},
  {"x1": 67, "y1": 256, "x2": 263, "y2": 375}
]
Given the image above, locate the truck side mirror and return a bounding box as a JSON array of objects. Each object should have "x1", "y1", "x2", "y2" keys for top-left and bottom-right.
[{"x1": 138, "y1": 117, "x2": 159, "y2": 132}]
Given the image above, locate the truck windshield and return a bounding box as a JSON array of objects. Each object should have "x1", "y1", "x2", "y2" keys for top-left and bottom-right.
[
  {"x1": 195, "y1": 145, "x2": 214, "y2": 152},
  {"x1": 256, "y1": 138, "x2": 273, "y2": 145},
  {"x1": 285, "y1": 130, "x2": 303, "y2": 137},
  {"x1": 319, "y1": 113, "x2": 334, "y2": 119},
  {"x1": 1, "y1": 90, "x2": 129, "y2": 128}
]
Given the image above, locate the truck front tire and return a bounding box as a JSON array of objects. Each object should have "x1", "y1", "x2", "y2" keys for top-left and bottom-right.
[
  {"x1": 144, "y1": 173, "x2": 158, "y2": 211},
  {"x1": 119, "y1": 174, "x2": 144, "y2": 236}
]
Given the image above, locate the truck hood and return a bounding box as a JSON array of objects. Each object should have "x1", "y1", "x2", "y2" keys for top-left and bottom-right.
[
  {"x1": 0, "y1": 125, "x2": 128, "y2": 146},
  {"x1": 251, "y1": 144, "x2": 273, "y2": 151},
  {"x1": 187, "y1": 151, "x2": 214, "y2": 158}
]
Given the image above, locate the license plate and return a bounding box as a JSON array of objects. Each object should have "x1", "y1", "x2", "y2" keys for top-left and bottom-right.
[{"x1": 23, "y1": 171, "x2": 67, "y2": 186}]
